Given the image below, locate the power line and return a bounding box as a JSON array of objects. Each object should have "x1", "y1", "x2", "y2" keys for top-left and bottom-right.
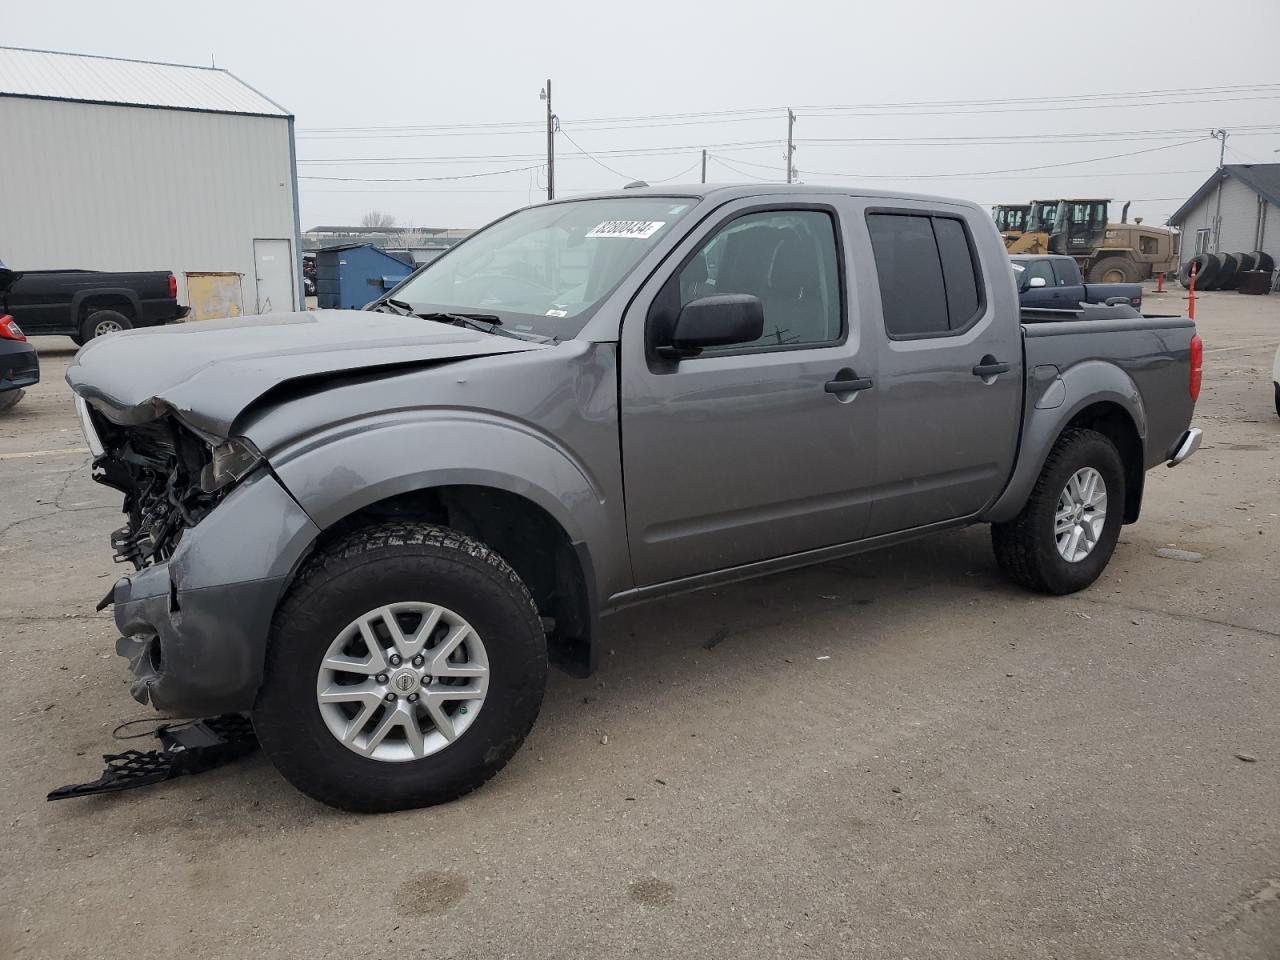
[
  {"x1": 723, "y1": 138, "x2": 1208, "y2": 181},
  {"x1": 557, "y1": 126, "x2": 639, "y2": 181},
  {"x1": 296, "y1": 140, "x2": 782, "y2": 165},
  {"x1": 298, "y1": 163, "x2": 543, "y2": 183},
  {"x1": 296, "y1": 81, "x2": 1280, "y2": 135}
]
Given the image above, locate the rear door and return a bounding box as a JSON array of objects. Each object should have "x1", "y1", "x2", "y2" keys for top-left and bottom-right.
[
  {"x1": 619, "y1": 197, "x2": 878, "y2": 585},
  {"x1": 859, "y1": 201, "x2": 1023, "y2": 536}
]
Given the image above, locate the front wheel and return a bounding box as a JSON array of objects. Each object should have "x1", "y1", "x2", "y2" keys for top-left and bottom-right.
[
  {"x1": 992, "y1": 428, "x2": 1126, "y2": 595},
  {"x1": 253, "y1": 522, "x2": 547, "y2": 812},
  {"x1": 1088, "y1": 257, "x2": 1140, "y2": 284}
]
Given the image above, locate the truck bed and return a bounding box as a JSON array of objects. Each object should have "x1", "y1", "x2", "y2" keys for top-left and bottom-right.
[{"x1": 1021, "y1": 313, "x2": 1196, "y2": 469}]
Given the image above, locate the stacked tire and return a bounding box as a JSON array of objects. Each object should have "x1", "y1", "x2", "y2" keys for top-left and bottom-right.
[{"x1": 1179, "y1": 250, "x2": 1275, "y2": 291}]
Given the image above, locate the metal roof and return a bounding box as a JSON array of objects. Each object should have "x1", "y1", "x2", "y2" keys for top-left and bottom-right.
[
  {"x1": 1168, "y1": 163, "x2": 1280, "y2": 225},
  {"x1": 0, "y1": 46, "x2": 290, "y2": 118}
]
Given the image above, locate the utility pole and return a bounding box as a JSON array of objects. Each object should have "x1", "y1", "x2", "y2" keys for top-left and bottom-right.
[
  {"x1": 1210, "y1": 128, "x2": 1227, "y2": 252},
  {"x1": 786, "y1": 108, "x2": 796, "y2": 184},
  {"x1": 701, "y1": 148, "x2": 707, "y2": 184},
  {"x1": 541, "y1": 80, "x2": 556, "y2": 200}
]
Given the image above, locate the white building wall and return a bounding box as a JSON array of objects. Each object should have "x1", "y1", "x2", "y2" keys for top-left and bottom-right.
[
  {"x1": 1214, "y1": 177, "x2": 1264, "y2": 254},
  {"x1": 0, "y1": 95, "x2": 298, "y2": 310},
  {"x1": 1172, "y1": 174, "x2": 1280, "y2": 268}
]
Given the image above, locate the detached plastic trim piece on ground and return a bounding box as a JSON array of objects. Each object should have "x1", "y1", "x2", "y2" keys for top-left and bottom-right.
[{"x1": 46, "y1": 714, "x2": 258, "y2": 801}]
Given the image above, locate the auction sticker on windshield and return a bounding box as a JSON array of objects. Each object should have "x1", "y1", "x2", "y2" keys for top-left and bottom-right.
[{"x1": 585, "y1": 220, "x2": 666, "y2": 239}]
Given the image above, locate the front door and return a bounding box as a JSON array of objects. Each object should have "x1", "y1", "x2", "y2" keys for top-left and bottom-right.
[
  {"x1": 861, "y1": 203, "x2": 1023, "y2": 536},
  {"x1": 620, "y1": 200, "x2": 878, "y2": 586},
  {"x1": 252, "y1": 239, "x2": 295, "y2": 314},
  {"x1": 1017, "y1": 258, "x2": 1058, "y2": 307}
]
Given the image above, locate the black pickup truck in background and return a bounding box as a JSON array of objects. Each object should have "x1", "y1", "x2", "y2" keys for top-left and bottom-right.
[
  {"x1": 6, "y1": 269, "x2": 189, "y2": 344},
  {"x1": 1012, "y1": 255, "x2": 1142, "y2": 311}
]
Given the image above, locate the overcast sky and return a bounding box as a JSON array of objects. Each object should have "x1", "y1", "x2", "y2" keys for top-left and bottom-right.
[{"x1": 8, "y1": 0, "x2": 1280, "y2": 229}]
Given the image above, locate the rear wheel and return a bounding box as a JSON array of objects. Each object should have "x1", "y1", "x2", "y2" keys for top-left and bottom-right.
[
  {"x1": 992, "y1": 428, "x2": 1126, "y2": 595},
  {"x1": 0, "y1": 390, "x2": 24, "y2": 414},
  {"x1": 80, "y1": 309, "x2": 133, "y2": 342},
  {"x1": 1088, "y1": 257, "x2": 1140, "y2": 284},
  {"x1": 253, "y1": 522, "x2": 547, "y2": 812}
]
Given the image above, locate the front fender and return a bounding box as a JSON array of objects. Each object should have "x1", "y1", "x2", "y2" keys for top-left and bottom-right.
[
  {"x1": 268, "y1": 411, "x2": 623, "y2": 595},
  {"x1": 984, "y1": 360, "x2": 1146, "y2": 524}
]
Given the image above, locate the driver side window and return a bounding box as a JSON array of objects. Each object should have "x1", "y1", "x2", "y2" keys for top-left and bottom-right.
[
  {"x1": 676, "y1": 210, "x2": 842, "y2": 349},
  {"x1": 1027, "y1": 259, "x2": 1056, "y2": 286}
]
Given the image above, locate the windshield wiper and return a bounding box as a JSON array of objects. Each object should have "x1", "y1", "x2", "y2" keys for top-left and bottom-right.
[
  {"x1": 371, "y1": 297, "x2": 416, "y2": 316},
  {"x1": 416, "y1": 311, "x2": 555, "y2": 343}
]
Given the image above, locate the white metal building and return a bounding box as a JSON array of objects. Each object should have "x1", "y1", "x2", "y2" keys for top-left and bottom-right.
[
  {"x1": 1168, "y1": 163, "x2": 1280, "y2": 266},
  {"x1": 0, "y1": 46, "x2": 302, "y2": 316}
]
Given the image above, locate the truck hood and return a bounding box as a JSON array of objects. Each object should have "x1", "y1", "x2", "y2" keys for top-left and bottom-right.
[{"x1": 66, "y1": 309, "x2": 547, "y2": 437}]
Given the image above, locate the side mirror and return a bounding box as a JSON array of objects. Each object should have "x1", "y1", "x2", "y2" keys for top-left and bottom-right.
[
  {"x1": 658, "y1": 294, "x2": 764, "y2": 359},
  {"x1": 1028, "y1": 276, "x2": 1048, "y2": 288}
]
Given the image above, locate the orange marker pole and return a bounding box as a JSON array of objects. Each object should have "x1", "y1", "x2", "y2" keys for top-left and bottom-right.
[
  {"x1": 1156, "y1": 271, "x2": 1164, "y2": 293},
  {"x1": 1188, "y1": 261, "x2": 1197, "y2": 321}
]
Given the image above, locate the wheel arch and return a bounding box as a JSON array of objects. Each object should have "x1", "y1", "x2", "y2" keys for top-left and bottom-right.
[
  {"x1": 986, "y1": 363, "x2": 1147, "y2": 524},
  {"x1": 73, "y1": 288, "x2": 141, "y2": 321},
  {"x1": 302, "y1": 484, "x2": 600, "y2": 677}
]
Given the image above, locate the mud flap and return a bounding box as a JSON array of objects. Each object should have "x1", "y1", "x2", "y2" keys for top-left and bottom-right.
[{"x1": 46, "y1": 714, "x2": 257, "y2": 801}]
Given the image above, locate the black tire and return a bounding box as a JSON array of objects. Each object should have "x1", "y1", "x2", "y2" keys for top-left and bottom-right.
[
  {"x1": 69, "y1": 333, "x2": 85, "y2": 347},
  {"x1": 1274, "y1": 382, "x2": 1280, "y2": 420},
  {"x1": 1180, "y1": 253, "x2": 1217, "y2": 290},
  {"x1": 253, "y1": 522, "x2": 547, "y2": 813},
  {"x1": 1087, "y1": 256, "x2": 1140, "y2": 284},
  {"x1": 1234, "y1": 252, "x2": 1256, "y2": 273},
  {"x1": 991, "y1": 428, "x2": 1126, "y2": 596},
  {"x1": 80, "y1": 309, "x2": 133, "y2": 342},
  {"x1": 1217, "y1": 253, "x2": 1241, "y2": 290},
  {"x1": 1252, "y1": 251, "x2": 1275, "y2": 273},
  {"x1": 0, "y1": 389, "x2": 24, "y2": 414},
  {"x1": 1198, "y1": 253, "x2": 1225, "y2": 290}
]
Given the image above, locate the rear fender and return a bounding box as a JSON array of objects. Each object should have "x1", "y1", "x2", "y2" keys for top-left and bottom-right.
[
  {"x1": 984, "y1": 360, "x2": 1146, "y2": 524},
  {"x1": 72, "y1": 287, "x2": 143, "y2": 323}
]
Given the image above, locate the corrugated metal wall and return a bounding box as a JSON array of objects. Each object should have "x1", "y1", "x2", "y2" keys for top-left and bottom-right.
[
  {"x1": 1173, "y1": 175, "x2": 1278, "y2": 264},
  {"x1": 0, "y1": 96, "x2": 298, "y2": 309}
]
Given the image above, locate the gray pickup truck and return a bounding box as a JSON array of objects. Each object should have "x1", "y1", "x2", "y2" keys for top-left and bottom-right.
[{"x1": 68, "y1": 185, "x2": 1203, "y2": 812}]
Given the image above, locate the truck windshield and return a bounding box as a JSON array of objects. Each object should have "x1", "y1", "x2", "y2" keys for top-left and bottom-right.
[{"x1": 388, "y1": 197, "x2": 695, "y2": 339}]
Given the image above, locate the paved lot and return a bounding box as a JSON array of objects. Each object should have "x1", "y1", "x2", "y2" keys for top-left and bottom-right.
[{"x1": 1, "y1": 287, "x2": 1277, "y2": 960}]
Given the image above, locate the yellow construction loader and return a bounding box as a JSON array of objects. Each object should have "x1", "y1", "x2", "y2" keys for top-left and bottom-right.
[{"x1": 1000, "y1": 199, "x2": 1178, "y2": 281}]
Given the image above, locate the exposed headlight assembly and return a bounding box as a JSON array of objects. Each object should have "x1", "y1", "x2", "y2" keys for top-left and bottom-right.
[
  {"x1": 74, "y1": 396, "x2": 106, "y2": 458},
  {"x1": 200, "y1": 437, "x2": 263, "y2": 493}
]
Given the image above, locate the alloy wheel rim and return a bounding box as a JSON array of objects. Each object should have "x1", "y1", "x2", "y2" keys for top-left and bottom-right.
[
  {"x1": 1054, "y1": 466, "x2": 1107, "y2": 563},
  {"x1": 316, "y1": 602, "x2": 489, "y2": 762},
  {"x1": 94, "y1": 319, "x2": 122, "y2": 336}
]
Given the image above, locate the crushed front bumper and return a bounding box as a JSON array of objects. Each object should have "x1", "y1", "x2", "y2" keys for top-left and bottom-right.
[{"x1": 110, "y1": 469, "x2": 319, "y2": 716}]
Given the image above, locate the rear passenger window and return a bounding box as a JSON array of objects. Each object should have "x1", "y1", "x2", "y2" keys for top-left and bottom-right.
[{"x1": 867, "y1": 213, "x2": 986, "y2": 338}]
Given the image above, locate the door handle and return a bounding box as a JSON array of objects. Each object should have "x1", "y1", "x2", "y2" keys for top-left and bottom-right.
[
  {"x1": 824, "y1": 372, "x2": 874, "y2": 394},
  {"x1": 971, "y1": 359, "x2": 1011, "y2": 378}
]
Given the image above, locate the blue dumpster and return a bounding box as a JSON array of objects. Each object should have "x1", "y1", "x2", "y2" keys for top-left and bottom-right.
[{"x1": 315, "y1": 243, "x2": 414, "y2": 309}]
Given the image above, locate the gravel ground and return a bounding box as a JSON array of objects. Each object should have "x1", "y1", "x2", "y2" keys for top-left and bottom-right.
[{"x1": 0, "y1": 286, "x2": 1276, "y2": 960}]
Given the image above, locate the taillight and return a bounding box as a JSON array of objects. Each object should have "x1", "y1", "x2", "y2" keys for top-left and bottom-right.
[
  {"x1": 1189, "y1": 334, "x2": 1203, "y2": 401},
  {"x1": 167, "y1": 273, "x2": 177, "y2": 299},
  {"x1": 0, "y1": 315, "x2": 26, "y2": 341}
]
